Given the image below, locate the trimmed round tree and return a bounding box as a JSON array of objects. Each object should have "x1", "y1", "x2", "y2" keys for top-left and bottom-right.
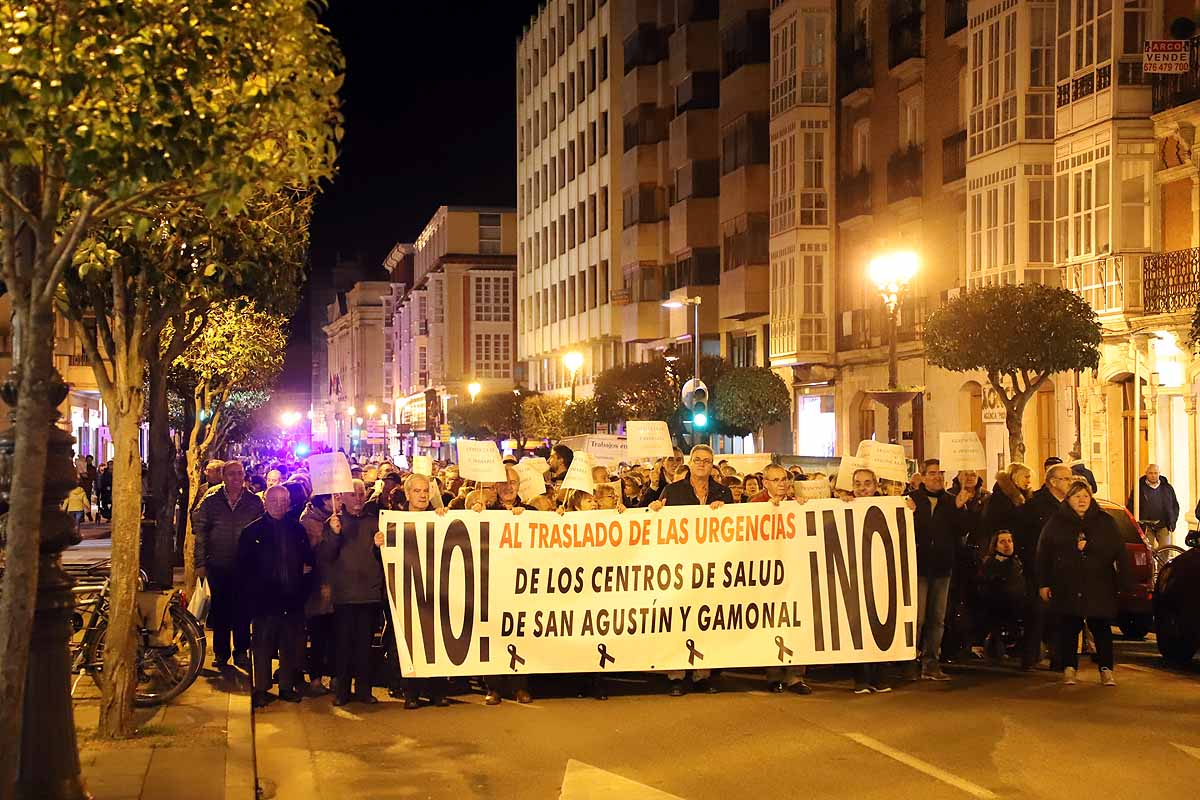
[
  {"x1": 711, "y1": 366, "x2": 792, "y2": 439},
  {"x1": 924, "y1": 283, "x2": 1101, "y2": 462}
]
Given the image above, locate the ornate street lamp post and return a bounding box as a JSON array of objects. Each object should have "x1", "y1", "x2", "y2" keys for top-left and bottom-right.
[{"x1": 867, "y1": 251, "x2": 920, "y2": 445}]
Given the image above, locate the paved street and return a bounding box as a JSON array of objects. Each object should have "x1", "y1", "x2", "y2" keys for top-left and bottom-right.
[{"x1": 253, "y1": 637, "x2": 1200, "y2": 800}]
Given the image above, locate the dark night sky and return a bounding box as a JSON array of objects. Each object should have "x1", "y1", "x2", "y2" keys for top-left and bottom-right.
[{"x1": 279, "y1": 1, "x2": 542, "y2": 393}]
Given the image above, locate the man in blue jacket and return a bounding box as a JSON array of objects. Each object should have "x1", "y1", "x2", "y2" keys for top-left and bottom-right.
[{"x1": 1126, "y1": 464, "x2": 1180, "y2": 548}]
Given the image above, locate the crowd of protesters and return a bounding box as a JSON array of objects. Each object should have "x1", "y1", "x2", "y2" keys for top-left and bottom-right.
[{"x1": 185, "y1": 440, "x2": 1145, "y2": 710}]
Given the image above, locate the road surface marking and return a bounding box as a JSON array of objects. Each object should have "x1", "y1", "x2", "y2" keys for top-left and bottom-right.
[
  {"x1": 330, "y1": 706, "x2": 362, "y2": 721},
  {"x1": 559, "y1": 759, "x2": 684, "y2": 800},
  {"x1": 844, "y1": 733, "x2": 998, "y2": 799},
  {"x1": 1172, "y1": 742, "x2": 1200, "y2": 761}
]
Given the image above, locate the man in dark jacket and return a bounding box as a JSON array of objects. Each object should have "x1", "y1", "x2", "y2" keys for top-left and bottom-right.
[
  {"x1": 1015, "y1": 463, "x2": 1073, "y2": 669},
  {"x1": 1069, "y1": 454, "x2": 1098, "y2": 493},
  {"x1": 327, "y1": 478, "x2": 384, "y2": 706},
  {"x1": 238, "y1": 486, "x2": 313, "y2": 707},
  {"x1": 908, "y1": 459, "x2": 955, "y2": 681},
  {"x1": 649, "y1": 444, "x2": 732, "y2": 695},
  {"x1": 193, "y1": 460, "x2": 265, "y2": 670},
  {"x1": 1126, "y1": 464, "x2": 1179, "y2": 548}
]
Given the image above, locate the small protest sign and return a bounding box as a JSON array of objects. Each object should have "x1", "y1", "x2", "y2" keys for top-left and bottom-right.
[
  {"x1": 514, "y1": 461, "x2": 548, "y2": 502},
  {"x1": 855, "y1": 440, "x2": 908, "y2": 483},
  {"x1": 412, "y1": 455, "x2": 434, "y2": 476},
  {"x1": 456, "y1": 439, "x2": 507, "y2": 483},
  {"x1": 624, "y1": 421, "x2": 675, "y2": 464},
  {"x1": 520, "y1": 456, "x2": 550, "y2": 475},
  {"x1": 310, "y1": 452, "x2": 354, "y2": 495},
  {"x1": 938, "y1": 432, "x2": 987, "y2": 476},
  {"x1": 796, "y1": 479, "x2": 832, "y2": 500},
  {"x1": 561, "y1": 451, "x2": 595, "y2": 494},
  {"x1": 834, "y1": 455, "x2": 870, "y2": 493}
]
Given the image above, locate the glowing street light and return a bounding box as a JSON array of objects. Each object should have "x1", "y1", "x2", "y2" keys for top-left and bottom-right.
[
  {"x1": 868, "y1": 250, "x2": 920, "y2": 444},
  {"x1": 563, "y1": 350, "x2": 584, "y2": 403},
  {"x1": 346, "y1": 406, "x2": 356, "y2": 417},
  {"x1": 280, "y1": 410, "x2": 302, "y2": 428},
  {"x1": 467, "y1": 382, "x2": 481, "y2": 403},
  {"x1": 366, "y1": 402, "x2": 377, "y2": 417}
]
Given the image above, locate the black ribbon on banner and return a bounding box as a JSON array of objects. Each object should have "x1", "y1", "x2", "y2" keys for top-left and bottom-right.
[
  {"x1": 597, "y1": 643, "x2": 616, "y2": 668},
  {"x1": 775, "y1": 635, "x2": 794, "y2": 663},
  {"x1": 686, "y1": 638, "x2": 704, "y2": 665},
  {"x1": 507, "y1": 643, "x2": 526, "y2": 672}
]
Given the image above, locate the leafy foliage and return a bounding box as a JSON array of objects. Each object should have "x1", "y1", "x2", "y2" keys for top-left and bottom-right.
[
  {"x1": 925, "y1": 283, "x2": 1101, "y2": 458},
  {"x1": 593, "y1": 359, "x2": 679, "y2": 423},
  {"x1": 562, "y1": 397, "x2": 601, "y2": 436},
  {"x1": 448, "y1": 389, "x2": 537, "y2": 447},
  {"x1": 172, "y1": 301, "x2": 287, "y2": 403},
  {"x1": 522, "y1": 394, "x2": 567, "y2": 440},
  {"x1": 711, "y1": 367, "x2": 791, "y2": 437}
]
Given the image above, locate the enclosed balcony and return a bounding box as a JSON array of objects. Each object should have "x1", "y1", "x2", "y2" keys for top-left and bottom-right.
[
  {"x1": 838, "y1": 29, "x2": 873, "y2": 108},
  {"x1": 887, "y1": 145, "x2": 923, "y2": 205},
  {"x1": 944, "y1": 0, "x2": 967, "y2": 47},
  {"x1": 888, "y1": 0, "x2": 925, "y2": 82},
  {"x1": 1065, "y1": 253, "x2": 1144, "y2": 316},
  {"x1": 942, "y1": 129, "x2": 966, "y2": 185},
  {"x1": 1143, "y1": 246, "x2": 1200, "y2": 314}
]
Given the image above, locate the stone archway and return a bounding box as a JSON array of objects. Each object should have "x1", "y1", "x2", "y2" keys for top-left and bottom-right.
[
  {"x1": 957, "y1": 380, "x2": 984, "y2": 446},
  {"x1": 849, "y1": 390, "x2": 877, "y2": 446}
]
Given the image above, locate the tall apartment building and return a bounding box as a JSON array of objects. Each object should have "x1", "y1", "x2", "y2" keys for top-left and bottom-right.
[
  {"x1": 517, "y1": 0, "x2": 623, "y2": 397},
  {"x1": 320, "y1": 281, "x2": 391, "y2": 453},
  {"x1": 392, "y1": 206, "x2": 518, "y2": 460},
  {"x1": 518, "y1": 0, "x2": 783, "y2": 451}
]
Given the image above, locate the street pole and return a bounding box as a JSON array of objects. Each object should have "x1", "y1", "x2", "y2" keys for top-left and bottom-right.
[
  {"x1": 887, "y1": 300, "x2": 900, "y2": 445},
  {"x1": 1133, "y1": 334, "x2": 1141, "y2": 522},
  {"x1": 692, "y1": 299, "x2": 703, "y2": 449},
  {"x1": 1, "y1": 370, "x2": 90, "y2": 799}
]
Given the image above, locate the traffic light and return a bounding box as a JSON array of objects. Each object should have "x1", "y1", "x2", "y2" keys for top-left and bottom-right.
[{"x1": 692, "y1": 384, "x2": 709, "y2": 429}]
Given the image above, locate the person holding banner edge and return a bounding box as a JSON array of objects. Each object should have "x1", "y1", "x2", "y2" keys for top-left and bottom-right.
[{"x1": 648, "y1": 444, "x2": 732, "y2": 696}]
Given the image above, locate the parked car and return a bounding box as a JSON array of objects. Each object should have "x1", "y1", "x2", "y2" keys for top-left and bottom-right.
[
  {"x1": 1095, "y1": 499, "x2": 1157, "y2": 639},
  {"x1": 1154, "y1": 544, "x2": 1200, "y2": 665}
]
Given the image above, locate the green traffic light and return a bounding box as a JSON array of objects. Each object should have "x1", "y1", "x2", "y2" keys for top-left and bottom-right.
[{"x1": 693, "y1": 411, "x2": 708, "y2": 429}]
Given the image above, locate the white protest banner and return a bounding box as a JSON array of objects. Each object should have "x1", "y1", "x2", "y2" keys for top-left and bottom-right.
[
  {"x1": 456, "y1": 439, "x2": 507, "y2": 483},
  {"x1": 720, "y1": 453, "x2": 774, "y2": 475},
  {"x1": 585, "y1": 434, "x2": 627, "y2": 467},
  {"x1": 939, "y1": 432, "x2": 987, "y2": 476},
  {"x1": 514, "y1": 461, "x2": 548, "y2": 502},
  {"x1": 412, "y1": 455, "x2": 434, "y2": 476},
  {"x1": 625, "y1": 421, "x2": 675, "y2": 464},
  {"x1": 796, "y1": 479, "x2": 832, "y2": 500},
  {"x1": 395, "y1": 455, "x2": 410, "y2": 470},
  {"x1": 561, "y1": 451, "x2": 595, "y2": 494},
  {"x1": 380, "y1": 497, "x2": 917, "y2": 677},
  {"x1": 855, "y1": 440, "x2": 908, "y2": 483},
  {"x1": 834, "y1": 456, "x2": 869, "y2": 493},
  {"x1": 520, "y1": 456, "x2": 550, "y2": 475},
  {"x1": 309, "y1": 452, "x2": 354, "y2": 495}
]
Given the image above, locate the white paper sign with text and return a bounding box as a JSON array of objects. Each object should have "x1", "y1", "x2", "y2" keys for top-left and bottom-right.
[
  {"x1": 456, "y1": 440, "x2": 507, "y2": 483},
  {"x1": 380, "y1": 498, "x2": 918, "y2": 677},
  {"x1": 514, "y1": 461, "x2": 548, "y2": 502},
  {"x1": 624, "y1": 421, "x2": 675, "y2": 464},
  {"x1": 309, "y1": 452, "x2": 354, "y2": 495},
  {"x1": 855, "y1": 440, "x2": 909, "y2": 483},
  {"x1": 938, "y1": 433, "x2": 987, "y2": 476},
  {"x1": 412, "y1": 455, "x2": 433, "y2": 476},
  {"x1": 561, "y1": 451, "x2": 596, "y2": 494}
]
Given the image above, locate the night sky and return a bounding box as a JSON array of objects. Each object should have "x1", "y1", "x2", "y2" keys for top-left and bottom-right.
[{"x1": 279, "y1": 1, "x2": 542, "y2": 393}]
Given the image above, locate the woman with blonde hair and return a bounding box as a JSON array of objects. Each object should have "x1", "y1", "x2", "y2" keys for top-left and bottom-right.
[{"x1": 983, "y1": 462, "x2": 1032, "y2": 538}]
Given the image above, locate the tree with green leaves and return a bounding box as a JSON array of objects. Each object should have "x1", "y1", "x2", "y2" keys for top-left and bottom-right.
[
  {"x1": 925, "y1": 283, "x2": 1101, "y2": 461},
  {"x1": 711, "y1": 367, "x2": 791, "y2": 439},
  {"x1": 171, "y1": 302, "x2": 286, "y2": 590},
  {"x1": 0, "y1": 0, "x2": 343, "y2": 754},
  {"x1": 448, "y1": 389, "x2": 536, "y2": 451},
  {"x1": 563, "y1": 397, "x2": 600, "y2": 436},
  {"x1": 522, "y1": 394, "x2": 567, "y2": 440}
]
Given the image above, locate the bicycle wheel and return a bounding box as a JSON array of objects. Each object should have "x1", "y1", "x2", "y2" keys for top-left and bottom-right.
[
  {"x1": 134, "y1": 605, "x2": 205, "y2": 707},
  {"x1": 1154, "y1": 545, "x2": 1186, "y2": 570}
]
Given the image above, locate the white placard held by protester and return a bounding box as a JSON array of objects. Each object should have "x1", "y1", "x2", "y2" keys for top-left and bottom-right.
[
  {"x1": 561, "y1": 451, "x2": 595, "y2": 494},
  {"x1": 796, "y1": 479, "x2": 832, "y2": 500},
  {"x1": 939, "y1": 432, "x2": 987, "y2": 476},
  {"x1": 309, "y1": 452, "x2": 354, "y2": 495},
  {"x1": 855, "y1": 440, "x2": 909, "y2": 483},
  {"x1": 456, "y1": 439, "x2": 508, "y2": 483},
  {"x1": 834, "y1": 455, "x2": 870, "y2": 493},
  {"x1": 720, "y1": 453, "x2": 774, "y2": 475},
  {"x1": 585, "y1": 434, "x2": 627, "y2": 467},
  {"x1": 514, "y1": 461, "x2": 548, "y2": 502},
  {"x1": 412, "y1": 455, "x2": 434, "y2": 476},
  {"x1": 520, "y1": 456, "x2": 550, "y2": 475},
  {"x1": 624, "y1": 420, "x2": 675, "y2": 464}
]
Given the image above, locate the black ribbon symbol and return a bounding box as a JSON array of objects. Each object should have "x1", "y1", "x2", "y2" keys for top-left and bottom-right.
[
  {"x1": 686, "y1": 638, "x2": 704, "y2": 665},
  {"x1": 597, "y1": 643, "x2": 616, "y2": 669},
  {"x1": 507, "y1": 643, "x2": 525, "y2": 672},
  {"x1": 775, "y1": 635, "x2": 794, "y2": 663}
]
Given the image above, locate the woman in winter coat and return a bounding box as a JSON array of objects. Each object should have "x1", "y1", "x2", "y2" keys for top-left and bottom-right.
[
  {"x1": 299, "y1": 494, "x2": 337, "y2": 695},
  {"x1": 982, "y1": 462, "x2": 1032, "y2": 537},
  {"x1": 977, "y1": 530, "x2": 1026, "y2": 659},
  {"x1": 1036, "y1": 479, "x2": 1134, "y2": 686}
]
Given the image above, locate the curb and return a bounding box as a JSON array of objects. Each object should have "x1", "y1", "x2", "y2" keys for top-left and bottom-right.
[{"x1": 225, "y1": 687, "x2": 258, "y2": 799}]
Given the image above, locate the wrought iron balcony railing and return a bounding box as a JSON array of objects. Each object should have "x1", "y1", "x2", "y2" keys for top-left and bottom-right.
[
  {"x1": 1152, "y1": 35, "x2": 1200, "y2": 113},
  {"x1": 1143, "y1": 246, "x2": 1200, "y2": 314}
]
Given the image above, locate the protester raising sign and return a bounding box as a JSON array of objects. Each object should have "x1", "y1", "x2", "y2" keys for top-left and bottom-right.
[
  {"x1": 456, "y1": 439, "x2": 508, "y2": 483},
  {"x1": 938, "y1": 432, "x2": 987, "y2": 477},
  {"x1": 379, "y1": 498, "x2": 917, "y2": 677},
  {"x1": 412, "y1": 455, "x2": 434, "y2": 476},
  {"x1": 624, "y1": 420, "x2": 675, "y2": 464},
  {"x1": 855, "y1": 440, "x2": 909, "y2": 483},
  {"x1": 514, "y1": 461, "x2": 548, "y2": 502},
  {"x1": 561, "y1": 451, "x2": 596, "y2": 494}
]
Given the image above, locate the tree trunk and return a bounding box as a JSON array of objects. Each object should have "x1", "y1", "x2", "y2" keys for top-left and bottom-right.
[
  {"x1": 145, "y1": 360, "x2": 176, "y2": 586},
  {"x1": 98, "y1": 410, "x2": 143, "y2": 738},
  {"x1": 182, "y1": 425, "x2": 209, "y2": 591},
  {"x1": 1006, "y1": 393, "x2": 1032, "y2": 465},
  {"x1": 0, "y1": 299, "x2": 58, "y2": 797}
]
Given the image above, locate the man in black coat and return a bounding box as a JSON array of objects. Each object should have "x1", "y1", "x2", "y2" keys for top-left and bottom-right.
[
  {"x1": 649, "y1": 444, "x2": 732, "y2": 695},
  {"x1": 908, "y1": 459, "x2": 957, "y2": 681},
  {"x1": 1126, "y1": 464, "x2": 1180, "y2": 548},
  {"x1": 327, "y1": 479, "x2": 385, "y2": 706},
  {"x1": 238, "y1": 485, "x2": 314, "y2": 707},
  {"x1": 1015, "y1": 463, "x2": 1073, "y2": 669}
]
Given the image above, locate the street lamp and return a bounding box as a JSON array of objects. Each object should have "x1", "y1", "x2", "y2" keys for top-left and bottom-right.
[
  {"x1": 868, "y1": 251, "x2": 920, "y2": 445},
  {"x1": 468, "y1": 382, "x2": 481, "y2": 403},
  {"x1": 366, "y1": 402, "x2": 377, "y2": 417},
  {"x1": 563, "y1": 350, "x2": 584, "y2": 402},
  {"x1": 662, "y1": 296, "x2": 705, "y2": 439}
]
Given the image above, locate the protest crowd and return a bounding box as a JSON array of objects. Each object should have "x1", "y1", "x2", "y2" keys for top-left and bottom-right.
[{"x1": 183, "y1": 433, "x2": 1149, "y2": 710}]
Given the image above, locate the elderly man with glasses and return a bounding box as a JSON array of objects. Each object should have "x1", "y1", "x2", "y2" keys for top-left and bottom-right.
[{"x1": 1015, "y1": 462, "x2": 1074, "y2": 670}]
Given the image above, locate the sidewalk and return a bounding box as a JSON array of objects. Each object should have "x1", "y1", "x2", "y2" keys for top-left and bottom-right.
[{"x1": 67, "y1": 538, "x2": 256, "y2": 800}]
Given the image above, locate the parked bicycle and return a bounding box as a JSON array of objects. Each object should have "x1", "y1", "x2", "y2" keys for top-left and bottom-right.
[{"x1": 68, "y1": 559, "x2": 206, "y2": 707}]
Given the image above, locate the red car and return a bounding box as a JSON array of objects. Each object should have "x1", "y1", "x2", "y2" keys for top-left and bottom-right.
[{"x1": 1096, "y1": 498, "x2": 1156, "y2": 639}]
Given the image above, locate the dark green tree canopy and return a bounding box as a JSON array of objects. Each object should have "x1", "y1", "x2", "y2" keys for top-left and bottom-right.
[{"x1": 711, "y1": 367, "x2": 791, "y2": 437}]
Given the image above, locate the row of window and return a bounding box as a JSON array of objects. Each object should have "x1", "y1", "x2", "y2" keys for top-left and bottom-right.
[
  {"x1": 518, "y1": 40, "x2": 608, "y2": 158},
  {"x1": 520, "y1": 262, "x2": 610, "y2": 333},
  {"x1": 519, "y1": 187, "x2": 609, "y2": 273},
  {"x1": 518, "y1": 114, "x2": 608, "y2": 216},
  {"x1": 519, "y1": 0, "x2": 604, "y2": 98},
  {"x1": 769, "y1": 11, "x2": 829, "y2": 117},
  {"x1": 770, "y1": 252, "x2": 827, "y2": 354},
  {"x1": 474, "y1": 333, "x2": 513, "y2": 380},
  {"x1": 770, "y1": 130, "x2": 829, "y2": 234}
]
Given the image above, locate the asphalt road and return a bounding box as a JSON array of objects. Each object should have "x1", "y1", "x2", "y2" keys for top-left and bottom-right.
[{"x1": 252, "y1": 636, "x2": 1200, "y2": 800}]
